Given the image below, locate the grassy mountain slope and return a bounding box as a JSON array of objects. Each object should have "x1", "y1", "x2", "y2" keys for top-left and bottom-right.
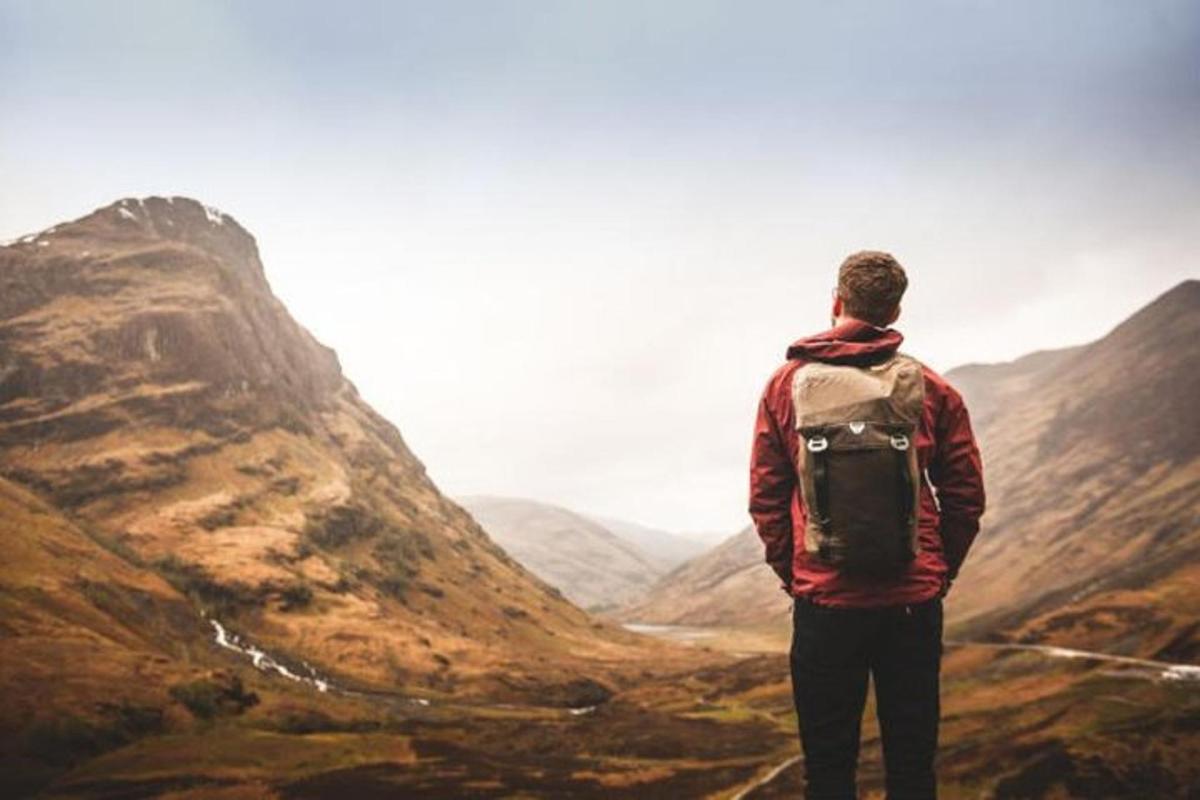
[
  {"x1": 945, "y1": 280, "x2": 1200, "y2": 661},
  {"x1": 0, "y1": 197, "x2": 651, "y2": 704}
]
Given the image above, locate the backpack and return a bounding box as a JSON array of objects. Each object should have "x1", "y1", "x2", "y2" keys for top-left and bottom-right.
[{"x1": 790, "y1": 353, "x2": 925, "y2": 576}]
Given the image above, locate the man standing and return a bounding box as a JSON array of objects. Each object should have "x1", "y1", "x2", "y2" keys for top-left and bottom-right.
[{"x1": 748, "y1": 251, "x2": 985, "y2": 799}]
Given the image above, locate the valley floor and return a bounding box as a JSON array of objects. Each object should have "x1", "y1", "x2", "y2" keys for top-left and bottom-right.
[
  {"x1": 622, "y1": 622, "x2": 1200, "y2": 799},
  {"x1": 24, "y1": 620, "x2": 1200, "y2": 799}
]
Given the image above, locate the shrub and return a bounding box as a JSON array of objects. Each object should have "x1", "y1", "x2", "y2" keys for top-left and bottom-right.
[
  {"x1": 304, "y1": 504, "x2": 382, "y2": 549},
  {"x1": 279, "y1": 581, "x2": 314, "y2": 611},
  {"x1": 169, "y1": 675, "x2": 259, "y2": 720},
  {"x1": 377, "y1": 571, "x2": 412, "y2": 602},
  {"x1": 418, "y1": 583, "x2": 445, "y2": 599}
]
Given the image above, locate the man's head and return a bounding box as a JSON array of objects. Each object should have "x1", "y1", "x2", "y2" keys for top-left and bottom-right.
[{"x1": 833, "y1": 250, "x2": 907, "y2": 328}]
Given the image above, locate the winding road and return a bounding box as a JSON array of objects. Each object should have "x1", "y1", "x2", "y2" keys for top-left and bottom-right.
[
  {"x1": 731, "y1": 754, "x2": 802, "y2": 800},
  {"x1": 943, "y1": 639, "x2": 1200, "y2": 681}
]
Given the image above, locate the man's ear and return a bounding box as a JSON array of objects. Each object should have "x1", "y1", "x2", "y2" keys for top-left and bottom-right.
[
  {"x1": 832, "y1": 295, "x2": 844, "y2": 318},
  {"x1": 885, "y1": 304, "x2": 901, "y2": 325}
]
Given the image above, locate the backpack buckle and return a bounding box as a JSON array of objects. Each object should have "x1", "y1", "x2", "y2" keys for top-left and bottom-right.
[
  {"x1": 806, "y1": 435, "x2": 829, "y2": 453},
  {"x1": 889, "y1": 433, "x2": 910, "y2": 451}
]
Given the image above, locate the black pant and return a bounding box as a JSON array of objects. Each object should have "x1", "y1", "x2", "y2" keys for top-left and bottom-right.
[{"x1": 789, "y1": 595, "x2": 943, "y2": 800}]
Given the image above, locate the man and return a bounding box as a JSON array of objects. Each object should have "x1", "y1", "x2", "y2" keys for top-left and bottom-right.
[{"x1": 748, "y1": 251, "x2": 985, "y2": 800}]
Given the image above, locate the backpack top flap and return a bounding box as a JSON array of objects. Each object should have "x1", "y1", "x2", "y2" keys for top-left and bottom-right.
[{"x1": 790, "y1": 353, "x2": 924, "y2": 429}]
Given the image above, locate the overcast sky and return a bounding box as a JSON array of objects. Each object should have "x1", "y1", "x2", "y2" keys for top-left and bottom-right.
[{"x1": 2, "y1": 1, "x2": 1198, "y2": 534}]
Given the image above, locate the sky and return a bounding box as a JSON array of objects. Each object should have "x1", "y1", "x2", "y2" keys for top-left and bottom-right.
[{"x1": 2, "y1": 1, "x2": 1198, "y2": 534}]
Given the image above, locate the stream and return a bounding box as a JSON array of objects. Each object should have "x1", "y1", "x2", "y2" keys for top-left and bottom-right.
[
  {"x1": 204, "y1": 613, "x2": 333, "y2": 693},
  {"x1": 201, "y1": 613, "x2": 601, "y2": 716}
]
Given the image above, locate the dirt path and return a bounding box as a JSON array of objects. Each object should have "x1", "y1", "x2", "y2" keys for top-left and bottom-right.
[{"x1": 729, "y1": 753, "x2": 801, "y2": 800}]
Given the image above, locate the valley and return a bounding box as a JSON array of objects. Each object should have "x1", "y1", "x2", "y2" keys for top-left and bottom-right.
[{"x1": 1, "y1": 198, "x2": 1196, "y2": 798}]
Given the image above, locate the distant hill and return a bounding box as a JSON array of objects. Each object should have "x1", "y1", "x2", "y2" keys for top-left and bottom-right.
[
  {"x1": 459, "y1": 496, "x2": 663, "y2": 610},
  {"x1": 586, "y1": 514, "x2": 710, "y2": 571},
  {"x1": 619, "y1": 527, "x2": 789, "y2": 627},
  {"x1": 621, "y1": 281, "x2": 1200, "y2": 662}
]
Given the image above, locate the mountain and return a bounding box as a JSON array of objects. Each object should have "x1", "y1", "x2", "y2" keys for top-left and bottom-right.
[
  {"x1": 619, "y1": 527, "x2": 790, "y2": 627},
  {"x1": 1, "y1": 196, "x2": 821, "y2": 799},
  {"x1": 586, "y1": 514, "x2": 710, "y2": 571},
  {"x1": 944, "y1": 279, "x2": 1200, "y2": 659},
  {"x1": 621, "y1": 281, "x2": 1200, "y2": 661},
  {"x1": 0, "y1": 197, "x2": 650, "y2": 704},
  {"x1": 459, "y1": 496, "x2": 663, "y2": 610}
]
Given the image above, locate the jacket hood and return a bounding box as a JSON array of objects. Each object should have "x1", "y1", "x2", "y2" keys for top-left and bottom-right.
[{"x1": 786, "y1": 318, "x2": 904, "y2": 364}]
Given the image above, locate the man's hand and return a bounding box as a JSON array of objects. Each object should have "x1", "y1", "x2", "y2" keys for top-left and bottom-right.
[{"x1": 770, "y1": 560, "x2": 793, "y2": 594}]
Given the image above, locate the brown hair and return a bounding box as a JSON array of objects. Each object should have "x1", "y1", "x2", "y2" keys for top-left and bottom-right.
[{"x1": 837, "y1": 250, "x2": 908, "y2": 326}]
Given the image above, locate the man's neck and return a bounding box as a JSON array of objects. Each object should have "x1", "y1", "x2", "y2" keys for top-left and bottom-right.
[{"x1": 833, "y1": 314, "x2": 874, "y2": 329}]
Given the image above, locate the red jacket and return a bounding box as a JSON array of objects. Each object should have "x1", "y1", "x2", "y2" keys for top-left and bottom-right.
[{"x1": 749, "y1": 319, "x2": 985, "y2": 607}]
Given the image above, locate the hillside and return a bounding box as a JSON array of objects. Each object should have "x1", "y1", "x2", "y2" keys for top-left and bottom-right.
[
  {"x1": 621, "y1": 281, "x2": 1200, "y2": 663},
  {"x1": 0, "y1": 475, "x2": 212, "y2": 794},
  {"x1": 0, "y1": 471, "x2": 792, "y2": 800},
  {"x1": 619, "y1": 527, "x2": 790, "y2": 627},
  {"x1": 944, "y1": 279, "x2": 1200, "y2": 659},
  {"x1": 0, "y1": 197, "x2": 651, "y2": 706},
  {"x1": 459, "y1": 496, "x2": 662, "y2": 610}
]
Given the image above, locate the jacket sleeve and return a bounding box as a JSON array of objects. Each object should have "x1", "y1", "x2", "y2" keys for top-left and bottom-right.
[
  {"x1": 928, "y1": 385, "x2": 986, "y2": 579},
  {"x1": 749, "y1": 380, "x2": 796, "y2": 589}
]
